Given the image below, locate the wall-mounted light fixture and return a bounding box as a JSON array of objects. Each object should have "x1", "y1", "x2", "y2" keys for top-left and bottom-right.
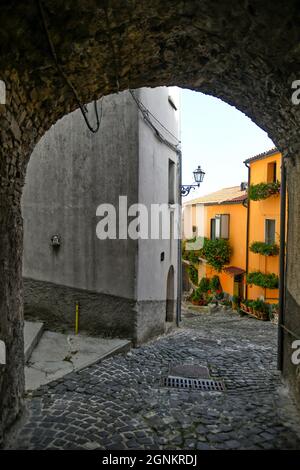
[
  {"x1": 181, "y1": 165, "x2": 205, "y2": 197},
  {"x1": 51, "y1": 235, "x2": 61, "y2": 247}
]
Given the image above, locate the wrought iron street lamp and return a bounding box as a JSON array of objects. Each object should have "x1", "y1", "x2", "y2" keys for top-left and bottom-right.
[{"x1": 181, "y1": 165, "x2": 205, "y2": 196}]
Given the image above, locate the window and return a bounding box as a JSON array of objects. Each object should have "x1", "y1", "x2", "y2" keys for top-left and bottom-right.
[
  {"x1": 265, "y1": 219, "x2": 275, "y2": 244},
  {"x1": 210, "y1": 218, "x2": 216, "y2": 240},
  {"x1": 210, "y1": 214, "x2": 230, "y2": 239},
  {"x1": 267, "y1": 161, "x2": 277, "y2": 183},
  {"x1": 168, "y1": 159, "x2": 175, "y2": 204}
]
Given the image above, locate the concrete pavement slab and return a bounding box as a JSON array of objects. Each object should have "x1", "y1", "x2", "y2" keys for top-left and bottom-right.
[{"x1": 25, "y1": 331, "x2": 131, "y2": 390}]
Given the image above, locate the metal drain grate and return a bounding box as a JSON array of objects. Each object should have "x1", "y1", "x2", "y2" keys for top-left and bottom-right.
[{"x1": 162, "y1": 375, "x2": 225, "y2": 391}]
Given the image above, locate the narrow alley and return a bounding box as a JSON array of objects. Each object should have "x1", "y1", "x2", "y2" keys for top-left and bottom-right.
[{"x1": 10, "y1": 309, "x2": 300, "y2": 450}]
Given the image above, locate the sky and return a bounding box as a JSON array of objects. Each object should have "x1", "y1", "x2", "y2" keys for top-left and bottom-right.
[{"x1": 180, "y1": 89, "x2": 275, "y2": 201}]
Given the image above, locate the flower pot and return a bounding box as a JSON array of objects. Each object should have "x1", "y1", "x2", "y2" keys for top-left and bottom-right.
[
  {"x1": 253, "y1": 309, "x2": 269, "y2": 321},
  {"x1": 253, "y1": 309, "x2": 260, "y2": 319}
]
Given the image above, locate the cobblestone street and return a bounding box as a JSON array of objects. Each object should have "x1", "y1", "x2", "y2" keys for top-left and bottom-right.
[{"x1": 10, "y1": 309, "x2": 300, "y2": 450}]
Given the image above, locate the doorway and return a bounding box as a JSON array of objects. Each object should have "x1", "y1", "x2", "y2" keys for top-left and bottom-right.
[{"x1": 166, "y1": 265, "x2": 175, "y2": 322}]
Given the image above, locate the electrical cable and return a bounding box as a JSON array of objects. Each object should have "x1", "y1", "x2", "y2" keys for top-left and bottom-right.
[
  {"x1": 129, "y1": 90, "x2": 181, "y2": 155},
  {"x1": 37, "y1": 0, "x2": 102, "y2": 133},
  {"x1": 129, "y1": 90, "x2": 180, "y2": 143},
  {"x1": 131, "y1": 91, "x2": 180, "y2": 142}
]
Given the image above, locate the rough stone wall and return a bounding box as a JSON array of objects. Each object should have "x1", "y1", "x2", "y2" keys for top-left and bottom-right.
[
  {"x1": 0, "y1": 72, "x2": 41, "y2": 445},
  {"x1": 23, "y1": 278, "x2": 136, "y2": 339},
  {"x1": 284, "y1": 157, "x2": 300, "y2": 399},
  {"x1": 0, "y1": 0, "x2": 300, "y2": 444}
]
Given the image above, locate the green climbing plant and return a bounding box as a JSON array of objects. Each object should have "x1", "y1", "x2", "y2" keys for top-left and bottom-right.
[
  {"x1": 250, "y1": 241, "x2": 279, "y2": 256},
  {"x1": 246, "y1": 271, "x2": 279, "y2": 289},
  {"x1": 248, "y1": 181, "x2": 280, "y2": 201},
  {"x1": 200, "y1": 238, "x2": 231, "y2": 272}
]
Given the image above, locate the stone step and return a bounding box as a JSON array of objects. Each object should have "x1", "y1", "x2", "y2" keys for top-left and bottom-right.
[
  {"x1": 24, "y1": 321, "x2": 44, "y2": 363},
  {"x1": 25, "y1": 333, "x2": 131, "y2": 391}
]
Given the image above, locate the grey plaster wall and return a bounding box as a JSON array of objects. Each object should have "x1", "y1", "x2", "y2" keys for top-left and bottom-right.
[{"x1": 22, "y1": 91, "x2": 139, "y2": 300}]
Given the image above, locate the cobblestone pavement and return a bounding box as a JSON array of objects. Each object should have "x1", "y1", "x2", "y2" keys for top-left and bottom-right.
[{"x1": 10, "y1": 308, "x2": 300, "y2": 450}]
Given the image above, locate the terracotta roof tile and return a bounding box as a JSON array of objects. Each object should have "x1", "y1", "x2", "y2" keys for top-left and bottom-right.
[
  {"x1": 243, "y1": 147, "x2": 279, "y2": 164},
  {"x1": 184, "y1": 186, "x2": 246, "y2": 206}
]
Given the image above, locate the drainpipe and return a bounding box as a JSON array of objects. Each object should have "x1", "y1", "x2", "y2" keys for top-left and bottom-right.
[
  {"x1": 176, "y1": 149, "x2": 182, "y2": 326},
  {"x1": 244, "y1": 162, "x2": 251, "y2": 300},
  {"x1": 277, "y1": 158, "x2": 287, "y2": 371}
]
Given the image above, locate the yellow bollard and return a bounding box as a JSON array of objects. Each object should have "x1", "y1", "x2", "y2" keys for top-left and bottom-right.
[{"x1": 75, "y1": 302, "x2": 79, "y2": 335}]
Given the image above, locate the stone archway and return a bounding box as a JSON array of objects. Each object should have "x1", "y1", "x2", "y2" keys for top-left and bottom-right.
[
  {"x1": 166, "y1": 266, "x2": 175, "y2": 323},
  {"x1": 0, "y1": 0, "x2": 300, "y2": 443}
]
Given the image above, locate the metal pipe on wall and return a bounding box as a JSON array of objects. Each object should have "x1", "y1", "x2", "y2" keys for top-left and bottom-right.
[
  {"x1": 277, "y1": 158, "x2": 287, "y2": 371},
  {"x1": 245, "y1": 162, "x2": 251, "y2": 300}
]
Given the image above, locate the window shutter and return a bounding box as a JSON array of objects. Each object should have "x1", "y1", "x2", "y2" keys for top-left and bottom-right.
[
  {"x1": 265, "y1": 219, "x2": 275, "y2": 244},
  {"x1": 210, "y1": 218, "x2": 216, "y2": 240},
  {"x1": 220, "y1": 214, "x2": 230, "y2": 239},
  {"x1": 213, "y1": 214, "x2": 230, "y2": 239}
]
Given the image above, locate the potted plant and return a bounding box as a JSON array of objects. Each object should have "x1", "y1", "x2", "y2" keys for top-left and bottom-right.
[
  {"x1": 252, "y1": 299, "x2": 270, "y2": 321},
  {"x1": 198, "y1": 277, "x2": 211, "y2": 294},
  {"x1": 191, "y1": 288, "x2": 202, "y2": 305},
  {"x1": 251, "y1": 299, "x2": 261, "y2": 318},
  {"x1": 210, "y1": 275, "x2": 221, "y2": 292},
  {"x1": 270, "y1": 303, "x2": 279, "y2": 323},
  {"x1": 244, "y1": 299, "x2": 252, "y2": 314},
  {"x1": 246, "y1": 271, "x2": 279, "y2": 289},
  {"x1": 261, "y1": 301, "x2": 271, "y2": 321},
  {"x1": 250, "y1": 241, "x2": 279, "y2": 257},
  {"x1": 232, "y1": 295, "x2": 240, "y2": 311},
  {"x1": 191, "y1": 284, "x2": 210, "y2": 306},
  {"x1": 215, "y1": 290, "x2": 224, "y2": 301},
  {"x1": 222, "y1": 299, "x2": 232, "y2": 310}
]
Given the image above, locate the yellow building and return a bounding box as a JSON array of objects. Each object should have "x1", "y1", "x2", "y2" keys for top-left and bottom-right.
[
  {"x1": 183, "y1": 148, "x2": 282, "y2": 303},
  {"x1": 245, "y1": 148, "x2": 282, "y2": 304},
  {"x1": 183, "y1": 185, "x2": 248, "y2": 297}
]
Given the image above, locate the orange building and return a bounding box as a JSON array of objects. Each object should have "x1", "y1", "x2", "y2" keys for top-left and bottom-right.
[
  {"x1": 183, "y1": 186, "x2": 248, "y2": 297},
  {"x1": 245, "y1": 148, "x2": 282, "y2": 304},
  {"x1": 183, "y1": 148, "x2": 283, "y2": 303}
]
